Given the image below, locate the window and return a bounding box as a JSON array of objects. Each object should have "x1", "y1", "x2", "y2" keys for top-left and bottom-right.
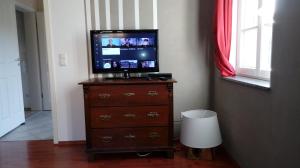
[{"x1": 231, "y1": 0, "x2": 276, "y2": 80}]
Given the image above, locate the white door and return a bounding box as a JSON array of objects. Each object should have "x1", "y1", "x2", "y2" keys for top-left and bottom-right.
[
  {"x1": 37, "y1": 12, "x2": 52, "y2": 111},
  {"x1": 0, "y1": 0, "x2": 26, "y2": 137}
]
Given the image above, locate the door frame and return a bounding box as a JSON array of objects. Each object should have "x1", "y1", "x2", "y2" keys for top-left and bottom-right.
[
  {"x1": 14, "y1": 0, "x2": 58, "y2": 143},
  {"x1": 37, "y1": 0, "x2": 59, "y2": 144}
]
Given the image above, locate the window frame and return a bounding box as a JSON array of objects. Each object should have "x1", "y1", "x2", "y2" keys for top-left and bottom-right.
[{"x1": 233, "y1": 0, "x2": 273, "y2": 81}]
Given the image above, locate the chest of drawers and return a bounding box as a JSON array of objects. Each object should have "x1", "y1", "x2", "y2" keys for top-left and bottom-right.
[{"x1": 79, "y1": 78, "x2": 176, "y2": 160}]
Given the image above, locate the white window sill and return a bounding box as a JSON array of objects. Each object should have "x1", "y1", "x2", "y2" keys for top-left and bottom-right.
[{"x1": 222, "y1": 76, "x2": 271, "y2": 90}]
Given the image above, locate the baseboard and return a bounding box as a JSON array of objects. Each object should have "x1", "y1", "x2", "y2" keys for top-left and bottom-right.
[
  {"x1": 57, "y1": 140, "x2": 178, "y2": 147},
  {"x1": 56, "y1": 140, "x2": 86, "y2": 146},
  {"x1": 56, "y1": 139, "x2": 179, "y2": 147}
]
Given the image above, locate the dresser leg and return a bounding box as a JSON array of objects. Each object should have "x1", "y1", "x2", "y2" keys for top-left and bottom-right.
[
  {"x1": 88, "y1": 153, "x2": 96, "y2": 162},
  {"x1": 166, "y1": 151, "x2": 174, "y2": 159}
]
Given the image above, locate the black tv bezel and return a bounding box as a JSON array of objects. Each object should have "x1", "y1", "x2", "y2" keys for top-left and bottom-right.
[{"x1": 90, "y1": 29, "x2": 159, "y2": 74}]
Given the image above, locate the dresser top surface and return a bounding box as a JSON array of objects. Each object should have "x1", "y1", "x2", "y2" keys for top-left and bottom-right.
[{"x1": 79, "y1": 78, "x2": 177, "y2": 85}]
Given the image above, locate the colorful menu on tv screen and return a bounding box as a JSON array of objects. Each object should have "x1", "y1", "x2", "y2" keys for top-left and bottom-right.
[{"x1": 91, "y1": 30, "x2": 158, "y2": 73}]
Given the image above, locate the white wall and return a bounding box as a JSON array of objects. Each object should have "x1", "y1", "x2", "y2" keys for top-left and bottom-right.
[
  {"x1": 158, "y1": 0, "x2": 211, "y2": 137},
  {"x1": 48, "y1": 0, "x2": 88, "y2": 141},
  {"x1": 37, "y1": 12, "x2": 52, "y2": 110},
  {"x1": 23, "y1": 13, "x2": 43, "y2": 111},
  {"x1": 87, "y1": 0, "x2": 211, "y2": 137},
  {"x1": 47, "y1": 0, "x2": 210, "y2": 141}
]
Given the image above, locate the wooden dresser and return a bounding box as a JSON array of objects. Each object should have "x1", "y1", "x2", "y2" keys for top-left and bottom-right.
[{"x1": 79, "y1": 78, "x2": 176, "y2": 160}]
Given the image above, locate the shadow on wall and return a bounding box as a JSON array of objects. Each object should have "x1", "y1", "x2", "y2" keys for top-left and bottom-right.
[
  {"x1": 68, "y1": 85, "x2": 86, "y2": 141},
  {"x1": 198, "y1": 0, "x2": 215, "y2": 61},
  {"x1": 197, "y1": 0, "x2": 216, "y2": 108}
]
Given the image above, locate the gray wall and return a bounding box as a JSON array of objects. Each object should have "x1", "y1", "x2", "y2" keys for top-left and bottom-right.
[{"x1": 213, "y1": 0, "x2": 300, "y2": 167}]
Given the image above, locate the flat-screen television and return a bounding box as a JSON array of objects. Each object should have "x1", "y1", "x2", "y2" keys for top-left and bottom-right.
[{"x1": 90, "y1": 29, "x2": 159, "y2": 74}]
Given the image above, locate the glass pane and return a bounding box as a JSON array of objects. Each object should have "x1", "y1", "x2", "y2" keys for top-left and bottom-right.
[
  {"x1": 260, "y1": 25, "x2": 273, "y2": 71},
  {"x1": 239, "y1": 29, "x2": 258, "y2": 69},
  {"x1": 241, "y1": 0, "x2": 259, "y2": 29},
  {"x1": 261, "y1": 0, "x2": 276, "y2": 25}
]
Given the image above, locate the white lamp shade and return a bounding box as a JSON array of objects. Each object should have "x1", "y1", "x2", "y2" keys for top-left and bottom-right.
[{"x1": 180, "y1": 109, "x2": 222, "y2": 148}]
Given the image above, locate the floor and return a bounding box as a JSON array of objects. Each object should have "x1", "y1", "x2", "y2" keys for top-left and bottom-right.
[
  {"x1": 0, "y1": 111, "x2": 53, "y2": 141},
  {"x1": 0, "y1": 140, "x2": 239, "y2": 168}
]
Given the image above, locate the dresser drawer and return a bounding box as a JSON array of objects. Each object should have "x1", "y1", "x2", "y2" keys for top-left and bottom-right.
[
  {"x1": 90, "y1": 106, "x2": 169, "y2": 128},
  {"x1": 90, "y1": 127, "x2": 169, "y2": 149},
  {"x1": 87, "y1": 85, "x2": 169, "y2": 107}
]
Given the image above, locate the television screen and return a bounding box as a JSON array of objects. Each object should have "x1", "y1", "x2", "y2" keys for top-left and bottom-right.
[{"x1": 90, "y1": 30, "x2": 159, "y2": 73}]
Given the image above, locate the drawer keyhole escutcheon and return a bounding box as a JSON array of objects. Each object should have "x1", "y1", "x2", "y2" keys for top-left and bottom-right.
[
  {"x1": 98, "y1": 93, "x2": 111, "y2": 99},
  {"x1": 123, "y1": 113, "x2": 136, "y2": 118},
  {"x1": 98, "y1": 114, "x2": 112, "y2": 120},
  {"x1": 147, "y1": 91, "x2": 159, "y2": 96},
  {"x1": 124, "y1": 134, "x2": 136, "y2": 139},
  {"x1": 147, "y1": 112, "x2": 160, "y2": 118},
  {"x1": 123, "y1": 92, "x2": 135, "y2": 97},
  {"x1": 149, "y1": 132, "x2": 160, "y2": 139},
  {"x1": 99, "y1": 136, "x2": 113, "y2": 143}
]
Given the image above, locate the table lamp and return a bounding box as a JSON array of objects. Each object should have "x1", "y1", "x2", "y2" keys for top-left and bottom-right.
[{"x1": 180, "y1": 109, "x2": 222, "y2": 159}]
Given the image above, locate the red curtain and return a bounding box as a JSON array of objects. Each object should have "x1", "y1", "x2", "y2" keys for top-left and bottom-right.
[{"x1": 214, "y1": 0, "x2": 236, "y2": 77}]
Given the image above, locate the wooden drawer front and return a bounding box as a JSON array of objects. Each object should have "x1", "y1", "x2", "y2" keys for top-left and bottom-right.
[
  {"x1": 91, "y1": 127, "x2": 169, "y2": 149},
  {"x1": 88, "y1": 85, "x2": 169, "y2": 107},
  {"x1": 90, "y1": 106, "x2": 169, "y2": 128}
]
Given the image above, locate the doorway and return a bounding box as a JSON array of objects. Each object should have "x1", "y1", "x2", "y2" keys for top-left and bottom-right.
[{"x1": 0, "y1": 0, "x2": 53, "y2": 141}]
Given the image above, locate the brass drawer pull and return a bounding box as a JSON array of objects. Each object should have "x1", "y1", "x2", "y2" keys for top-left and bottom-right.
[
  {"x1": 123, "y1": 92, "x2": 135, "y2": 97},
  {"x1": 98, "y1": 93, "x2": 111, "y2": 99},
  {"x1": 99, "y1": 136, "x2": 113, "y2": 143},
  {"x1": 123, "y1": 113, "x2": 136, "y2": 118},
  {"x1": 124, "y1": 134, "x2": 136, "y2": 139},
  {"x1": 147, "y1": 91, "x2": 159, "y2": 96},
  {"x1": 98, "y1": 114, "x2": 111, "y2": 120},
  {"x1": 149, "y1": 132, "x2": 160, "y2": 139},
  {"x1": 147, "y1": 112, "x2": 160, "y2": 118}
]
